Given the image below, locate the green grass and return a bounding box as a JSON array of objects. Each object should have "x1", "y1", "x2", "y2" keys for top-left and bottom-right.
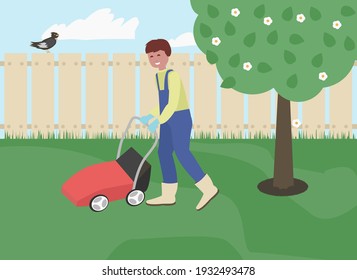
[
  {"x1": 0, "y1": 139, "x2": 357, "y2": 259},
  {"x1": 3, "y1": 130, "x2": 356, "y2": 140}
]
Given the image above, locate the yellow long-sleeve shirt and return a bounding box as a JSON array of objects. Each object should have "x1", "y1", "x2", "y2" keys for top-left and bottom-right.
[{"x1": 149, "y1": 69, "x2": 189, "y2": 124}]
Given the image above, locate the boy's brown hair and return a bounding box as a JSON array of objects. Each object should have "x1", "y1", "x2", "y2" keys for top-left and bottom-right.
[{"x1": 145, "y1": 39, "x2": 172, "y2": 56}]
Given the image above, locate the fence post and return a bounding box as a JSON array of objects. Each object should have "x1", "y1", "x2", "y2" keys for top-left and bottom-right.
[
  {"x1": 248, "y1": 92, "x2": 271, "y2": 139},
  {"x1": 329, "y1": 71, "x2": 353, "y2": 138},
  {"x1": 31, "y1": 53, "x2": 55, "y2": 138},
  {"x1": 221, "y1": 89, "x2": 245, "y2": 139},
  {"x1": 194, "y1": 54, "x2": 217, "y2": 138},
  {"x1": 4, "y1": 54, "x2": 28, "y2": 138},
  {"x1": 302, "y1": 90, "x2": 326, "y2": 138},
  {"x1": 168, "y1": 54, "x2": 190, "y2": 103},
  {"x1": 58, "y1": 54, "x2": 82, "y2": 138},
  {"x1": 85, "y1": 54, "x2": 109, "y2": 138},
  {"x1": 113, "y1": 54, "x2": 136, "y2": 137}
]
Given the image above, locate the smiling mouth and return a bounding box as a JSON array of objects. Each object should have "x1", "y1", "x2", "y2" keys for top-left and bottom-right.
[{"x1": 155, "y1": 62, "x2": 160, "y2": 65}]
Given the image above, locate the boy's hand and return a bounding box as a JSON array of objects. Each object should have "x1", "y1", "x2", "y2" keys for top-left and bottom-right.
[
  {"x1": 140, "y1": 114, "x2": 154, "y2": 125},
  {"x1": 148, "y1": 119, "x2": 159, "y2": 133}
]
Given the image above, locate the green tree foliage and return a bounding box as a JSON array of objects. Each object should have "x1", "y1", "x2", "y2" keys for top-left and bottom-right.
[{"x1": 192, "y1": 0, "x2": 357, "y2": 101}]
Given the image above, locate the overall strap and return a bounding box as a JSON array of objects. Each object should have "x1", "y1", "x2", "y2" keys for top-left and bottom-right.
[
  {"x1": 155, "y1": 73, "x2": 160, "y2": 91},
  {"x1": 163, "y1": 69, "x2": 173, "y2": 91},
  {"x1": 155, "y1": 69, "x2": 174, "y2": 91}
]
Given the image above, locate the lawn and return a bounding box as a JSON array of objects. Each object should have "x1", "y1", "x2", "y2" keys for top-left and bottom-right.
[{"x1": 0, "y1": 139, "x2": 356, "y2": 260}]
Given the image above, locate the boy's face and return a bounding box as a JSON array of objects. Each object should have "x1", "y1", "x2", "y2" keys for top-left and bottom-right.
[{"x1": 147, "y1": 50, "x2": 169, "y2": 70}]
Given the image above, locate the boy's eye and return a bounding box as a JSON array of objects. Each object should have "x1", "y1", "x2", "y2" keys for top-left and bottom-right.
[
  {"x1": 150, "y1": 55, "x2": 153, "y2": 58},
  {"x1": 157, "y1": 54, "x2": 160, "y2": 57}
]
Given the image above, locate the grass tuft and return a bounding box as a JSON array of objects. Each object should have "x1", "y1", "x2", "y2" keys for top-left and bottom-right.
[{"x1": 2, "y1": 129, "x2": 357, "y2": 140}]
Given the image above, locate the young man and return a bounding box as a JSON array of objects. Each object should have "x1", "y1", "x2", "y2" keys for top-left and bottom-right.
[{"x1": 140, "y1": 39, "x2": 219, "y2": 210}]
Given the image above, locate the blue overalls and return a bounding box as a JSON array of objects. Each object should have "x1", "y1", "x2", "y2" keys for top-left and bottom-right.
[{"x1": 157, "y1": 70, "x2": 205, "y2": 184}]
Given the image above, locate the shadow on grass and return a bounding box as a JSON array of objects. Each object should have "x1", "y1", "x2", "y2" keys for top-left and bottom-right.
[
  {"x1": 192, "y1": 143, "x2": 357, "y2": 219},
  {"x1": 107, "y1": 237, "x2": 243, "y2": 260}
]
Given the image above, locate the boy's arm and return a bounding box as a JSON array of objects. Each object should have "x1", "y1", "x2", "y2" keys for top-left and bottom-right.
[
  {"x1": 149, "y1": 105, "x2": 160, "y2": 117},
  {"x1": 157, "y1": 72, "x2": 181, "y2": 124}
]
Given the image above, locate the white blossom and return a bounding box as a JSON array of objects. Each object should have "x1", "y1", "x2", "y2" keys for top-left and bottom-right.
[
  {"x1": 212, "y1": 37, "x2": 221, "y2": 46},
  {"x1": 292, "y1": 119, "x2": 302, "y2": 128},
  {"x1": 297, "y1": 14, "x2": 306, "y2": 23},
  {"x1": 243, "y1": 62, "x2": 253, "y2": 71},
  {"x1": 319, "y1": 72, "x2": 328, "y2": 81},
  {"x1": 333, "y1": 20, "x2": 342, "y2": 30},
  {"x1": 231, "y1": 8, "x2": 240, "y2": 17},
  {"x1": 264, "y1": 17, "x2": 273, "y2": 26}
]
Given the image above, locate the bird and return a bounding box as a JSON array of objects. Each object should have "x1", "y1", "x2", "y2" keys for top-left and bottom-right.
[{"x1": 30, "y1": 32, "x2": 59, "y2": 53}]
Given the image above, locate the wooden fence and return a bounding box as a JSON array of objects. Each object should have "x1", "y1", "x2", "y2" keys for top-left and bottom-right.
[{"x1": 0, "y1": 53, "x2": 356, "y2": 139}]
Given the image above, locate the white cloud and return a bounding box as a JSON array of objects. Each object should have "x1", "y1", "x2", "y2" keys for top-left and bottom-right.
[
  {"x1": 169, "y1": 32, "x2": 196, "y2": 48},
  {"x1": 42, "y1": 9, "x2": 139, "y2": 40}
]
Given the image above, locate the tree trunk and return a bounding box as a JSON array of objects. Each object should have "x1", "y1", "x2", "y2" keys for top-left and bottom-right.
[
  {"x1": 257, "y1": 94, "x2": 308, "y2": 196},
  {"x1": 273, "y1": 94, "x2": 294, "y2": 189}
]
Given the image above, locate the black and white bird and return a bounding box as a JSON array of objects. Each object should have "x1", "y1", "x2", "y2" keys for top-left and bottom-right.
[{"x1": 30, "y1": 32, "x2": 59, "y2": 53}]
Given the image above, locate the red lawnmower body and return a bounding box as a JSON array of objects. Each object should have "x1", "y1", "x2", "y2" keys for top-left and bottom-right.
[{"x1": 62, "y1": 161, "x2": 133, "y2": 207}]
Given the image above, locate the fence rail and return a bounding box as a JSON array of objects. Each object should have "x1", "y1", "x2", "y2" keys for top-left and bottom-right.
[{"x1": 0, "y1": 54, "x2": 356, "y2": 139}]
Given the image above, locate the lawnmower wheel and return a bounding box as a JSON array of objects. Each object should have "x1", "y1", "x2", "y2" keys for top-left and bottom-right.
[
  {"x1": 126, "y1": 190, "x2": 145, "y2": 206},
  {"x1": 90, "y1": 195, "x2": 109, "y2": 212}
]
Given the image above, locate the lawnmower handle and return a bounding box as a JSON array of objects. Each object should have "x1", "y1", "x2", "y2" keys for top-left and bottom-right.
[{"x1": 116, "y1": 116, "x2": 158, "y2": 191}]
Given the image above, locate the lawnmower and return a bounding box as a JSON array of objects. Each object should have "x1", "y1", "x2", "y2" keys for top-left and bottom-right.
[{"x1": 62, "y1": 116, "x2": 158, "y2": 212}]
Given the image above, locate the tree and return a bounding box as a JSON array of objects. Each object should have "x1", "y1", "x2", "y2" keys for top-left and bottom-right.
[{"x1": 191, "y1": 0, "x2": 357, "y2": 195}]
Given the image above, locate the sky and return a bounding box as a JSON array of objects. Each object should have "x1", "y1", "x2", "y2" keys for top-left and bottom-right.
[{"x1": 0, "y1": 0, "x2": 199, "y2": 58}]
